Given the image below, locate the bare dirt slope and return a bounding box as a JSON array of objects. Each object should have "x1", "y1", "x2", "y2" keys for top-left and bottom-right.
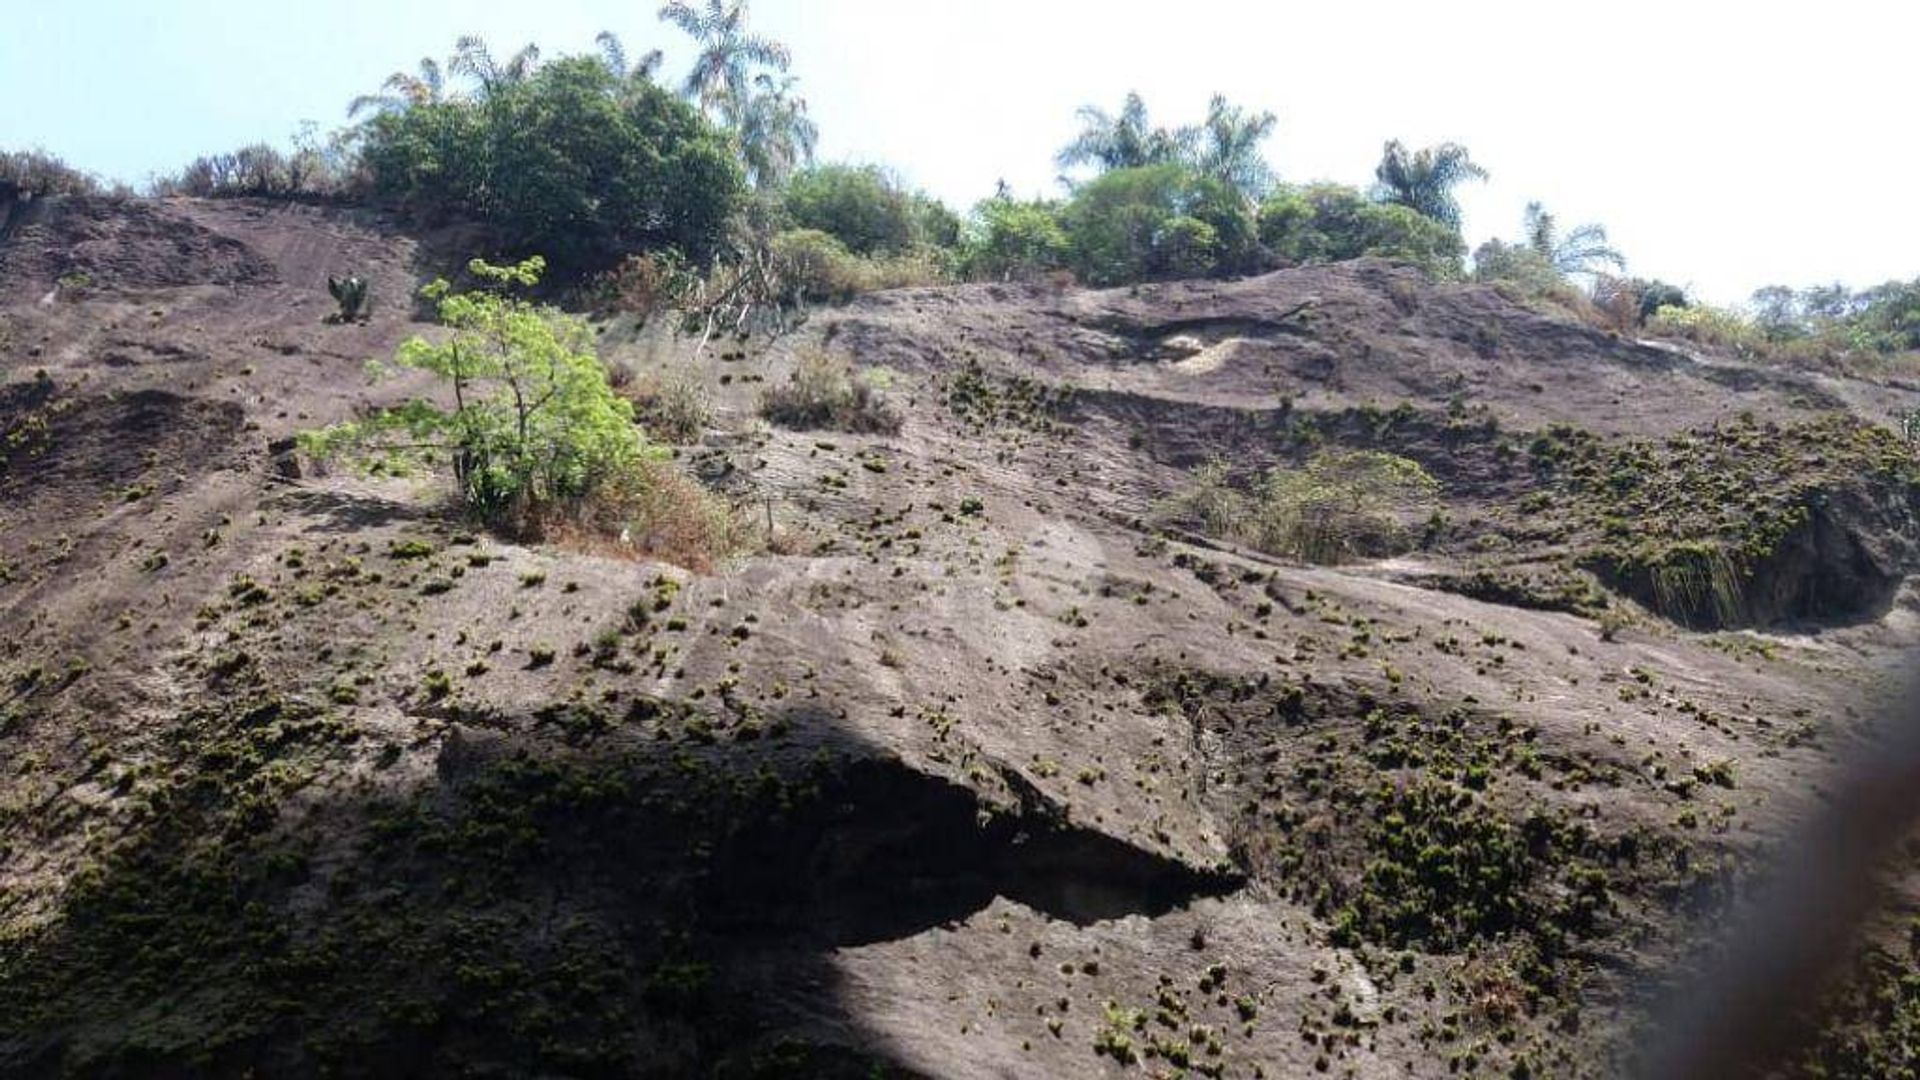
[{"x1": 3, "y1": 196, "x2": 1918, "y2": 1078}]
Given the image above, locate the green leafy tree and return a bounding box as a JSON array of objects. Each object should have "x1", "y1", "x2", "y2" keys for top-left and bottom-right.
[
  {"x1": 1055, "y1": 92, "x2": 1191, "y2": 174},
  {"x1": 359, "y1": 51, "x2": 743, "y2": 263},
  {"x1": 1188, "y1": 94, "x2": 1277, "y2": 199},
  {"x1": 960, "y1": 196, "x2": 1069, "y2": 281},
  {"x1": 1371, "y1": 140, "x2": 1487, "y2": 230},
  {"x1": 658, "y1": 0, "x2": 791, "y2": 124},
  {"x1": 1745, "y1": 279, "x2": 1920, "y2": 352},
  {"x1": 299, "y1": 257, "x2": 647, "y2": 523},
  {"x1": 1061, "y1": 164, "x2": 1257, "y2": 285},
  {"x1": 1257, "y1": 183, "x2": 1465, "y2": 278},
  {"x1": 1749, "y1": 285, "x2": 1807, "y2": 342},
  {"x1": 1852, "y1": 280, "x2": 1920, "y2": 351},
  {"x1": 781, "y1": 164, "x2": 949, "y2": 256}
]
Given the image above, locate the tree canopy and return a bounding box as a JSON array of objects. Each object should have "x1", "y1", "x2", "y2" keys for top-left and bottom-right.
[
  {"x1": 780, "y1": 164, "x2": 952, "y2": 257},
  {"x1": 1059, "y1": 164, "x2": 1259, "y2": 286},
  {"x1": 358, "y1": 54, "x2": 743, "y2": 265},
  {"x1": 1258, "y1": 183, "x2": 1465, "y2": 278},
  {"x1": 1056, "y1": 91, "x2": 1278, "y2": 201}
]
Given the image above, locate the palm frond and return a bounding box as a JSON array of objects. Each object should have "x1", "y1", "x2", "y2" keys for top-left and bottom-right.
[
  {"x1": 450, "y1": 34, "x2": 495, "y2": 84},
  {"x1": 658, "y1": 1, "x2": 707, "y2": 36},
  {"x1": 596, "y1": 31, "x2": 628, "y2": 79},
  {"x1": 733, "y1": 33, "x2": 791, "y2": 70},
  {"x1": 347, "y1": 93, "x2": 400, "y2": 119},
  {"x1": 501, "y1": 44, "x2": 541, "y2": 82}
]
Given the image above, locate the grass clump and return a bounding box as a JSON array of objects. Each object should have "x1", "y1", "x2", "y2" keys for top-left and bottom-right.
[
  {"x1": 1168, "y1": 449, "x2": 1438, "y2": 564},
  {"x1": 616, "y1": 367, "x2": 711, "y2": 445},
  {"x1": 758, "y1": 350, "x2": 902, "y2": 434}
]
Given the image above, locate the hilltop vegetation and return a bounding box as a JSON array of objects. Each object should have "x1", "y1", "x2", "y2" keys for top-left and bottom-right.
[{"x1": 8, "y1": 3, "x2": 1917, "y2": 381}]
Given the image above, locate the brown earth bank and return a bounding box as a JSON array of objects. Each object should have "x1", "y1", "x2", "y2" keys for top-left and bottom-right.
[{"x1": 2, "y1": 195, "x2": 1919, "y2": 1078}]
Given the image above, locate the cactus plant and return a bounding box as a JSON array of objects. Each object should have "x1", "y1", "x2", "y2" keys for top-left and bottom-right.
[{"x1": 327, "y1": 274, "x2": 370, "y2": 322}]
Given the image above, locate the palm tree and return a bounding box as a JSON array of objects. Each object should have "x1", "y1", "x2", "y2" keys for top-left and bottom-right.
[
  {"x1": 658, "y1": 0, "x2": 791, "y2": 123},
  {"x1": 1372, "y1": 140, "x2": 1488, "y2": 230},
  {"x1": 735, "y1": 73, "x2": 817, "y2": 189},
  {"x1": 1522, "y1": 201, "x2": 1624, "y2": 277},
  {"x1": 1187, "y1": 94, "x2": 1277, "y2": 199},
  {"x1": 595, "y1": 30, "x2": 665, "y2": 87},
  {"x1": 1055, "y1": 92, "x2": 1190, "y2": 174},
  {"x1": 347, "y1": 57, "x2": 450, "y2": 118},
  {"x1": 449, "y1": 35, "x2": 542, "y2": 99}
]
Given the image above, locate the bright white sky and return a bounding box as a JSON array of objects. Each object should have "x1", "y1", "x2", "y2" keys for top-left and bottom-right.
[{"x1": 7, "y1": 1, "x2": 1915, "y2": 305}]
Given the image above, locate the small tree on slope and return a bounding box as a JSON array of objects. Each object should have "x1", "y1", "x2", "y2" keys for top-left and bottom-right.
[{"x1": 300, "y1": 256, "x2": 648, "y2": 527}]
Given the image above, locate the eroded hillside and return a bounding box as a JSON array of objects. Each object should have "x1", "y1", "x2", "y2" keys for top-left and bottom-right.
[{"x1": 3, "y1": 196, "x2": 1919, "y2": 1078}]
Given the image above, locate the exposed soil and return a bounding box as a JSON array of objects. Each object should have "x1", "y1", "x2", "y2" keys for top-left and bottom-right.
[{"x1": 2, "y1": 196, "x2": 1918, "y2": 1078}]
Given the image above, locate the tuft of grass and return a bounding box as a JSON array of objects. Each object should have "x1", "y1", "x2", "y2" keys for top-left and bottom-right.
[
  {"x1": 618, "y1": 366, "x2": 711, "y2": 445},
  {"x1": 1165, "y1": 450, "x2": 1439, "y2": 564},
  {"x1": 758, "y1": 350, "x2": 902, "y2": 435},
  {"x1": 546, "y1": 457, "x2": 752, "y2": 574}
]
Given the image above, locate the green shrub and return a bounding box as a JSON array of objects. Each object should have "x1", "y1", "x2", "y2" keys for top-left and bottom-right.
[
  {"x1": 1059, "y1": 163, "x2": 1257, "y2": 286},
  {"x1": 618, "y1": 367, "x2": 711, "y2": 444},
  {"x1": 771, "y1": 228, "x2": 860, "y2": 301},
  {"x1": 770, "y1": 228, "x2": 947, "y2": 303},
  {"x1": 780, "y1": 164, "x2": 954, "y2": 257},
  {"x1": 959, "y1": 196, "x2": 1069, "y2": 281},
  {"x1": 1169, "y1": 449, "x2": 1439, "y2": 563},
  {"x1": 300, "y1": 256, "x2": 647, "y2": 524},
  {"x1": 1645, "y1": 303, "x2": 1763, "y2": 353},
  {"x1": 1256, "y1": 183, "x2": 1465, "y2": 278},
  {"x1": 150, "y1": 137, "x2": 346, "y2": 200},
  {"x1": 1471, "y1": 239, "x2": 1566, "y2": 296},
  {"x1": 360, "y1": 55, "x2": 742, "y2": 265}
]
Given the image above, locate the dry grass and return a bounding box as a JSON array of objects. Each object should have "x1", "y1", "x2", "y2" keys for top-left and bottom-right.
[
  {"x1": 1167, "y1": 451, "x2": 1438, "y2": 564},
  {"x1": 616, "y1": 366, "x2": 711, "y2": 445},
  {"x1": 758, "y1": 350, "x2": 902, "y2": 434},
  {"x1": 537, "y1": 457, "x2": 750, "y2": 573}
]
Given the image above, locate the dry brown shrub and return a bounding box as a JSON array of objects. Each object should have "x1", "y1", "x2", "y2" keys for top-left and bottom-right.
[
  {"x1": 537, "y1": 457, "x2": 750, "y2": 573},
  {"x1": 616, "y1": 367, "x2": 710, "y2": 444},
  {"x1": 758, "y1": 350, "x2": 902, "y2": 434}
]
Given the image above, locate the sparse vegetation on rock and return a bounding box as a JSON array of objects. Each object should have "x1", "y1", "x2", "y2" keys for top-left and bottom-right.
[
  {"x1": 757, "y1": 349, "x2": 902, "y2": 434},
  {"x1": 1170, "y1": 449, "x2": 1439, "y2": 563}
]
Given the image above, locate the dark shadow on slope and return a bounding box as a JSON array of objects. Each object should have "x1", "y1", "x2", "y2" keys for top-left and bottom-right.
[
  {"x1": 0, "y1": 384, "x2": 244, "y2": 501},
  {"x1": 701, "y1": 754, "x2": 1239, "y2": 948},
  {"x1": 269, "y1": 486, "x2": 439, "y2": 533},
  {"x1": 0, "y1": 679, "x2": 1231, "y2": 1078},
  {"x1": 0, "y1": 195, "x2": 278, "y2": 293}
]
